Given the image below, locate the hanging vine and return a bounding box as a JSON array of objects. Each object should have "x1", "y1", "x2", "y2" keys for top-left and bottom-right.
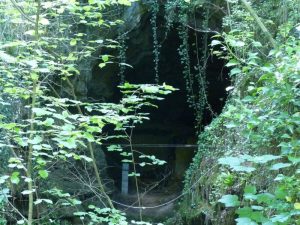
[
  {"x1": 174, "y1": 0, "x2": 214, "y2": 130},
  {"x1": 177, "y1": 3, "x2": 199, "y2": 126},
  {"x1": 150, "y1": 0, "x2": 161, "y2": 84},
  {"x1": 193, "y1": 5, "x2": 216, "y2": 129},
  {"x1": 164, "y1": 0, "x2": 178, "y2": 38},
  {"x1": 117, "y1": 32, "x2": 128, "y2": 85}
]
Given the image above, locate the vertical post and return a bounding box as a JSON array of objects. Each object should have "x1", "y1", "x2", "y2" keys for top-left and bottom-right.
[{"x1": 121, "y1": 163, "x2": 129, "y2": 195}]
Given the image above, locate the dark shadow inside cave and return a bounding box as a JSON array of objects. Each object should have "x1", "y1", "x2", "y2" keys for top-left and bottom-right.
[{"x1": 87, "y1": 12, "x2": 230, "y2": 203}]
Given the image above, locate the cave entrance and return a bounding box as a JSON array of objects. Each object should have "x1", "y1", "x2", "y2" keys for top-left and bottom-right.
[{"x1": 87, "y1": 10, "x2": 230, "y2": 215}]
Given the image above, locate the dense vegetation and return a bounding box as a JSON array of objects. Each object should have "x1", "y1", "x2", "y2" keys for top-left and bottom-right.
[
  {"x1": 0, "y1": 0, "x2": 299, "y2": 225},
  {"x1": 179, "y1": 1, "x2": 300, "y2": 225}
]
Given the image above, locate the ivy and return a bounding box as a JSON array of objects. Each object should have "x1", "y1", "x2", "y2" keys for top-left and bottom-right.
[
  {"x1": 117, "y1": 32, "x2": 128, "y2": 84},
  {"x1": 150, "y1": 0, "x2": 161, "y2": 84}
]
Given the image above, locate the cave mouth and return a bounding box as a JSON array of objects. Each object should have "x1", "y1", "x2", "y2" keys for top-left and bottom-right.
[{"x1": 87, "y1": 12, "x2": 230, "y2": 202}]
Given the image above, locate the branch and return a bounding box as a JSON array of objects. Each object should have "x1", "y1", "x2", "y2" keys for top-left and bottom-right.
[
  {"x1": 9, "y1": 0, "x2": 35, "y2": 24},
  {"x1": 240, "y1": 0, "x2": 277, "y2": 48}
]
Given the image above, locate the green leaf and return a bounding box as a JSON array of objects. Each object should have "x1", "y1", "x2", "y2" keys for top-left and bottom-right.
[
  {"x1": 226, "y1": 59, "x2": 239, "y2": 67},
  {"x1": 230, "y1": 67, "x2": 242, "y2": 76},
  {"x1": 0, "y1": 175, "x2": 9, "y2": 184},
  {"x1": 262, "y1": 222, "x2": 275, "y2": 225},
  {"x1": 11, "y1": 172, "x2": 20, "y2": 184},
  {"x1": 21, "y1": 190, "x2": 35, "y2": 195},
  {"x1": 250, "y1": 155, "x2": 281, "y2": 164},
  {"x1": 28, "y1": 136, "x2": 43, "y2": 145},
  {"x1": 218, "y1": 195, "x2": 240, "y2": 207},
  {"x1": 70, "y1": 39, "x2": 77, "y2": 46},
  {"x1": 270, "y1": 163, "x2": 292, "y2": 170},
  {"x1": 211, "y1": 40, "x2": 222, "y2": 46},
  {"x1": 288, "y1": 156, "x2": 300, "y2": 164},
  {"x1": 232, "y1": 165, "x2": 256, "y2": 173},
  {"x1": 141, "y1": 85, "x2": 160, "y2": 93},
  {"x1": 118, "y1": 0, "x2": 132, "y2": 6},
  {"x1": 244, "y1": 185, "x2": 257, "y2": 195},
  {"x1": 229, "y1": 40, "x2": 245, "y2": 47},
  {"x1": 271, "y1": 213, "x2": 290, "y2": 223},
  {"x1": 236, "y1": 218, "x2": 258, "y2": 225},
  {"x1": 0, "y1": 51, "x2": 17, "y2": 63},
  {"x1": 74, "y1": 212, "x2": 87, "y2": 216},
  {"x1": 99, "y1": 63, "x2": 106, "y2": 68},
  {"x1": 34, "y1": 199, "x2": 43, "y2": 205},
  {"x1": 43, "y1": 118, "x2": 54, "y2": 126},
  {"x1": 33, "y1": 108, "x2": 52, "y2": 116},
  {"x1": 218, "y1": 156, "x2": 245, "y2": 166},
  {"x1": 38, "y1": 170, "x2": 49, "y2": 179},
  {"x1": 294, "y1": 203, "x2": 300, "y2": 210},
  {"x1": 102, "y1": 55, "x2": 109, "y2": 62},
  {"x1": 257, "y1": 193, "x2": 275, "y2": 204}
]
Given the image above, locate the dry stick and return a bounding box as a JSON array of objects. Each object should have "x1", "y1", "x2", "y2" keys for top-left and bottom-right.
[
  {"x1": 65, "y1": 77, "x2": 114, "y2": 209},
  {"x1": 240, "y1": 0, "x2": 277, "y2": 48},
  {"x1": 27, "y1": 1, "x2": 41, "y2": 224},
  {"x1": 127, "y1": 130, "x2": 143, "y2": 220}
]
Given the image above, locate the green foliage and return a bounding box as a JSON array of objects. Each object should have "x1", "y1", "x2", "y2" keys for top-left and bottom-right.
[
  {"x1": 182, "y1": 0, "x2": 300, "y2": 224},
  {"x1": 74, "y1": 205, "x2": 128, "y2": 225},
  {"x1": 0, "y1": 0, "x2": 176, "y2": 224}
]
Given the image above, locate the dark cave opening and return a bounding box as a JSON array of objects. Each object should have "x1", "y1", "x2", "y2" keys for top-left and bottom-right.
[{"x1": 87, "y1": 12, "x2": 230, "y2": 197}]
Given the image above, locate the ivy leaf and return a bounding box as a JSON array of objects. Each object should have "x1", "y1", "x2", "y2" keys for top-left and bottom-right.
[{"x1": 218, "y1": 195, "x2": 240, "y2": 207}]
